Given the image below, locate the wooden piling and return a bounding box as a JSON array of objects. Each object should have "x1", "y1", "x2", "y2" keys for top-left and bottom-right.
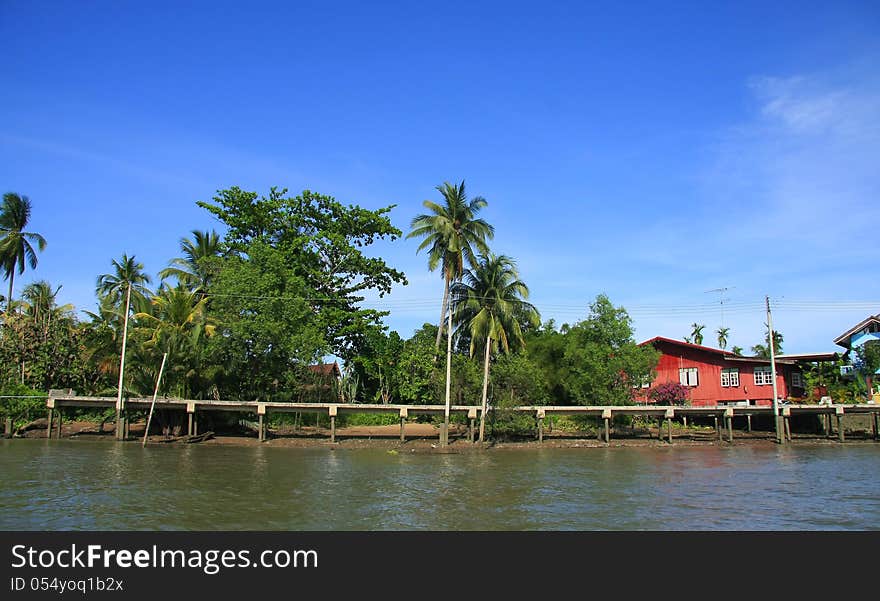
[
  {"x1": 4, "y1": 416, "x2": 12, "y2": 438},
  {"x1": 123, "y1": 414, "x2": 130, "y2": 439},
  {"x1": 400, "y1": 407, "x2": 408, "y2": 443},
  {"x1": 329, "y1": 405, "x2": 337, "y2": 443},
  {"x1": 747, "y1": 414, "x2": 752, "y2": 433},
  {"x1": 725, "y1": 409, "x2": 734, "y2": 443},
  {"x1": 873, "y1": 412, "x2": 879, "y2": 440},
  {"x1": 258, "y1": 414, "x2": 264, "y2": 442},
  {"x1": 602, "y1": 408, "x2": 611, "y2": 444},
  {"x1": 715, "y1": 416, "x2": 721, "y2": 441},
  {"x1": 187, "y1": 413, "x2": 193, "y2": 436},
  {"x1": 193, "y1": 412, "x2": 198, "y2": 436},
  {"x1": 837, "y1": 410, "x2": 845, "y2": 443},
  {"x1": 56, "y1": 409, "x2": 62, "y2": 439},
  {"x1": 537, "y1": 410, "x2": 545, "y2": 444},
  {"x1": 47, "y1": 408, "x2": 53, "y2": 439},
  {"x1": 666, "y1": 409, "x2": 674, "y2": 444}
]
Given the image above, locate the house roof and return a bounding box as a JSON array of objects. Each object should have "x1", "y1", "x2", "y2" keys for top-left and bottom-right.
[
  {"x1": 308, "y1": 362, "x2": 341, "y2": 377},
  {"x1": 640, "y1": 336, "x2": 797, "y2": 364},
  {"x1": 776, "y1": 352, "x2": 840, "y2": 362},
  {"x1": 833, "y1": 314, "x2": 880, "y2": 349},
  {"x1": 639, "y1": 336, "x2": 737, "y2": 358}
]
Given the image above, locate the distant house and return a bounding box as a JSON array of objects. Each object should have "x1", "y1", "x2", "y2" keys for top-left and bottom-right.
[
  {"x1": 637, "y1": 337, "x2": 805, "y2": 407},
  {"x1": 833, "y1": 314, "x2": 880, "y2": 354},
  {"x1": 304, "y1": 362, "x2": 342, "y2": 401}
]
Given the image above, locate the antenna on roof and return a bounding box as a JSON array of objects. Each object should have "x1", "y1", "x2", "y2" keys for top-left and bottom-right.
[{"x1": 705, "y1": 286, "x2": 735, "y2": 327}]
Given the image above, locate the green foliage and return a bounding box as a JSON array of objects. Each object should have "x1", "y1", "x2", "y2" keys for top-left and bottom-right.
[
  {"x1": 0, "y1": 383, "x2": 46, "y2": 429},
  {"x1": 0, "y1": 192, "x2": 47, "y2": 312},
  {"x1": 198, "y1": 186, "x2": 407, "y2": 360},
  {"x1": 490, "y1": 352, "x2": 550, "y2": 406},
  {"x1": 559, "y1": 294, "x2": 660, "y2": 406},
  {"x1": 393, "y1": 324, "x2": 441, "y2": 403}
]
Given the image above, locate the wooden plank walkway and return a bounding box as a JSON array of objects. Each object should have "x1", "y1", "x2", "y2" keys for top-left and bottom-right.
[{"x1": 43, "y1": 394, "x2": 880, "y2": 445}]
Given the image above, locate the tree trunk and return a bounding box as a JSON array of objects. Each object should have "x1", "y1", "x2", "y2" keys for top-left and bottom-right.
[
  {"x1": 479, "y1": 336, "x2": 491, "y2": 443},
  {"x1": 6, "y1": 270, "x2": 14, "y2": 314},
  {"x1": 434, "y1": 275, "x2": 450, "y2": 352}
]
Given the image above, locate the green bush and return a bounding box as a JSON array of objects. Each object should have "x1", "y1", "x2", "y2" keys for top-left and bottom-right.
[{"x1": 0, "y1": 384, "x2": 47, "y2": 430}]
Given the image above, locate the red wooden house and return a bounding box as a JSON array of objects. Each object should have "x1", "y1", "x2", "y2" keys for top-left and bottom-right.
[{"x1": 637, "y1": 337, "x2": 806, "y2": 407}]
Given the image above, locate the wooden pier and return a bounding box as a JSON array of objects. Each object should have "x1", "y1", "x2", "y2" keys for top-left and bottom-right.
[{"x1": 43, "y1": 394, "x2": 880, "y2": 445}]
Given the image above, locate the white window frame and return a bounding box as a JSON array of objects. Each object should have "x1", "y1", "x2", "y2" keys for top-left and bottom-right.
[
  {"x1": 721, "y1": 368, "x2": 740, "y2": 388},
  {"x1": 679, "y1": 367, "x2": 699, "y2": 387},
  {"x1": 754, "y1": 366, "x2": 773, "y2": 386}
]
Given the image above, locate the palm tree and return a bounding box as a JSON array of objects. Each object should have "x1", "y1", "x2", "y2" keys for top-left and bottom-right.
[
  {"x1": 0, "y1": 193, "x2": 47, "y2": 313},
  {"x1": 716, "y1": 327, "x2": 730, "y2": 350},
  {"x1": 21, "y1": 280, "x2": 73, "y2": 335},
  {"x1": 690, "y1": 323, "x2": 705, "y2": 345},
  {"x1": 96, "y1": 254, "x2": 153, "y2": 313},
  {"x1": 158, "y1": 230, "x2": 222, "y2": 292},
  {"x1": 731, "y1": 346, "x2": 744, "y2": 356},
  {"x1": 453, "y1": 254, "x2": 540, "y2": 442},
  {"x1": 407, "y1": 181, "x2": 495, "y2": 351}
]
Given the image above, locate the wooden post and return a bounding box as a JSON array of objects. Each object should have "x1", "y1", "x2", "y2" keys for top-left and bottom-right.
[
  {"x1": 4, "y1": 416, "x2": 12, "y2": 438},
  {"x1": 467, "y1": 407, "x2": 476, "y2": 444},
  {"x1": 186, "y1": 402, "x2": 195, "y2": 437},
  {"x1": 193, "y1": 412, "x2": 198, "y2": 436},
  {"x1": 837, "y1": 409, "x2": 845, "y2": 443},
  {"x1": 682, "y1": 416, "x2": 687, "y2": 428},
  {"x1": 400, "y1": 408, "x2": 408, "y2": 443},
  {"x1": 666, "y1": 409, "x2": 674, "y2": 444},
  {"x1": 537, "y1": 410, "x2": 545, "y2": 444},
  {"x1": 115, "y1": 405, "x2": 123, "y2": 441},
  {"x1": 329, "y1": 405, "x2": 337, "y2": 444},
  {"x1": 782, "y1": 407, "x2": 791, "y2": 442},
  {"x1": 747, "y1": 414, "x2": 752, "y2": 433},
  {"x1": 603, "y1": 408, "x2": 611, "y2": 444},
  {"x1": 47, "y1": 408, "x2": 54, "y2": 439},
  {"x1": 56, "y1": 408, "x2": 62, "y2": 439},
  {"x1": 726, "y1": 409, "x2": 734, "y2": 443},
  {"x1": 715, "y1": 415, "x2": 721, "y2": 441},
  {"x1": 873, "y1": 412, "x2": 879, "y2": 440},
  {"x1": 123, "y1": 414, "x2": 130, "y2": 439},
  {"x1": 187, "y1": 413, "x2": 193, "y2": 436},
  {"x1": 258, "y1": 414, "x2": 264, "y2": 442},
  {"x1": 826, "y1": 413, "x2": 832, "y2": 438}
]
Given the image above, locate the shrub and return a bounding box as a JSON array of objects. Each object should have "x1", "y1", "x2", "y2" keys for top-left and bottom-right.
[{"x1": 648, "y1": 381, "x2": 690, "y2": 405}]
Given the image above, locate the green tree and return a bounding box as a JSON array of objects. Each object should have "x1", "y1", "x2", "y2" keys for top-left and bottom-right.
[
  {"x1": 716, "y1": 327, "x2": 730, "y2": 350},
  {"x1": 198, "y1": 186, "x2": 406, "y2": 360},
  {"x1": 158, "y1": 230, "x2": 223, "y2": 292},
  {"x1": 731, "y1": 345, "x2": 744, "y2": 356},
  {"x1": 0, "y1": 193, "x2": 47, "y2": 313},
  {"x1": 690, "y1": 323, "x2": 705, "y2": 345},
  {"x1": 453, "y1": 253, "x2": 540, "y2": 441},
  {"x1": 407, "y1": 181, "x2": 494, "y2": 351},
  {"x1": 561, "y1": 294, "x2": 660, "y2": 406},
  {"x1": 96, "y1": 254, "x2": 153, "y2": 313},
  {"x1": 752, "y1": 325, "x2": 783, "y2": 358}
]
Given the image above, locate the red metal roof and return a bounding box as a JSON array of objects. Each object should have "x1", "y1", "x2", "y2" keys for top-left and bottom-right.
[
  {"x1": 307, "y1": 362, "x2": 341, "y2": 377},
  {"x1": 639, "y1": 336, "x2": 737, "y2": 357}
]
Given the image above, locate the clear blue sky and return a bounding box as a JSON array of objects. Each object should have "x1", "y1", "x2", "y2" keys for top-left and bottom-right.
[{"x1": 2, "y1": 1, "x2": 879, "y2": 354}]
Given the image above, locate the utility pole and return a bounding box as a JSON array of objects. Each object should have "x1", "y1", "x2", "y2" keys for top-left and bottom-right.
[
  {"x1": 766, "y1": 295, "x2": 782, "y2": 444},
  {"x1": 115, "y1": 284, "x2": 132, "y2": 441}
]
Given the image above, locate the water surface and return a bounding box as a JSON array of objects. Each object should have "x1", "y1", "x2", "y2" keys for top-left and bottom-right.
[{"x1": 1, "y1": 440, "x2": 878, "y2": 530}]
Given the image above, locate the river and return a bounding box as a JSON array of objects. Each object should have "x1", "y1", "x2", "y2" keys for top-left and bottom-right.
[{"x1": 1, "y1": 439, "x2": 878, "y2": 530}]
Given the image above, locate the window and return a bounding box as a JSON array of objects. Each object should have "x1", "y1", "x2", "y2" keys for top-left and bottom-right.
[
  {"x1": 791, "y1": 372, "x2": 804, "y2": 389},
  {"x1": 721, "y1": 368, "x2": 740, "y2": 387},
  {"x1": 754, "y1": 366, "x2": 773, "y2": 385},
  {"x1": 679, "y1": 367, "x2": 699, "y2": 387}
]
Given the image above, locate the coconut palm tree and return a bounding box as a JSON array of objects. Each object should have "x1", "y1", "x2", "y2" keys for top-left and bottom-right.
[
  {"x1": 0, "y1": 193, "x2": 47, "y2": 313},
  {"x1": 407, "y1": 181, "x2": 494, "y2": 351},
  {"x1": 453, "y1": 254, "x2": 540, "y2": 442},
  {"x1": 716, "y1": 327, "x2": 730, "y2": 350},
  {"x1": 96, "y1": 254, "x2": 153, "y2": 313},
  {"x1": 690, "y1": 323, "x2": 706, "y2": 345},
  {"x1": 21, "y1": 280, "x2": 74, "y2": 336},
  {"x1": 158, "y1": 230, "x2": 222, "y2": 292}
]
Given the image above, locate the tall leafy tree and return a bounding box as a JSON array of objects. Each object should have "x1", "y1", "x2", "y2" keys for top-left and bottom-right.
[
  {"x1": 198, "y1": 187, "x2": 406, "y2": 360},
  {"x1": 158, "y1": 230, "x2": 222, "y2": 292},
  {"x1": 690, "y1": 323, "x2": 705, "y2": 345},
  {"x1": 407, "y1": 181, "x2": 494, "y2": 351},
  {"x1": 96, "y1": 254, "x2": 153, "y2": 313},
  {"x1": 0, "y1": 193, "x2": 47, "y2": 313},
  {"x1": 453, "y1": 254, "x2": 540, "y2": 441},
  {"x1": 716, "y1": 327, "x2": 730, "y2": 350}
]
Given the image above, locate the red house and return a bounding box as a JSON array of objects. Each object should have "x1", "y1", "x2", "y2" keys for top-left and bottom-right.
[{"x1": 637, "y1": 337, "x2": 805, "y2": 407}]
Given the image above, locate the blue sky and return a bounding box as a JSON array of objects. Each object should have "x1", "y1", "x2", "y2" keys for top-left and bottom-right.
[{"x1": 2, "y1": 1, "x2": 879, "y2": 355}]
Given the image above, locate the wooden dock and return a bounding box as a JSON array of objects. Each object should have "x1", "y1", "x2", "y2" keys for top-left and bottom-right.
[{"x1": 43, "y1": 394, "x2": 880, "y2": 445}]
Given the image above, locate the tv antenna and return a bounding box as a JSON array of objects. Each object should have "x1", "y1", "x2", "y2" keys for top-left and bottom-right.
[{"x1": 705, "y1": 286, "x2": 735, "y2": 327}]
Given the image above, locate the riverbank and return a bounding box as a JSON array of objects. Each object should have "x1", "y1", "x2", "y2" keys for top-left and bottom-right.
[{"x1": 13, "y1": 418, "x2": 880, "y2": 450}]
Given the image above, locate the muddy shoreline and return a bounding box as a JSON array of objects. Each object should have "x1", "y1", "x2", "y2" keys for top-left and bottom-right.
[{"x1": 11, "y1": 419, "x2": 879, "y2": 451}]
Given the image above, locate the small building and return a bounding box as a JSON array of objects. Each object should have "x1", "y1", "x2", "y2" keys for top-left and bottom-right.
[{"x1": 637, "y1": 337, "x2": 805, "y2": 407}]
